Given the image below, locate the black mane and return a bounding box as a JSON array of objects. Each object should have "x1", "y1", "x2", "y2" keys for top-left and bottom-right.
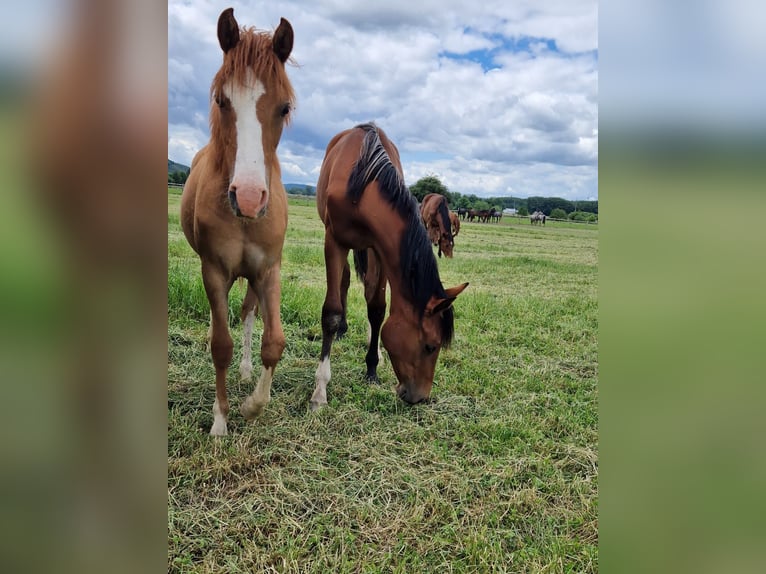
[
  {"x1": 436, "y1": 197, "x2": 453, "y2": 241},
  {"x1": 348, "y1": 123, "x2": 454, "y2": 347}
]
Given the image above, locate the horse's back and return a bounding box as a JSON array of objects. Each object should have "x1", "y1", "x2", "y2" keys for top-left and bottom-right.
[
  {"x1": 316, "y1": 125, "x2": 400, "y2": 225},
  {"x1": 317, "y1": 124, "x2": 404, "y2": 249}
]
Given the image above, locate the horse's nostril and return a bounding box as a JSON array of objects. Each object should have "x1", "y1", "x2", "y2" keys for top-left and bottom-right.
[{"x1": 228, "y1": 189, "x2": 242, "y2": 216}]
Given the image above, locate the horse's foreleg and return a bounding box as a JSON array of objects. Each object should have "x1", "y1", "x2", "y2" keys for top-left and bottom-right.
[
  {"x1": 311, "y1": 238, "x2": 349, "y2": 411},
  {"x1": 202, "y1": 266, "x2": 233, "y2": 436},
  {"x1": 363, "y1": 252, "x2": 386, "y2": 383},
  {"x1": 240, "y1": 267, "x2": 285, "y2": 420},
  {"x1": 239, "y1": 283, "x2": 259, "y2": 382}
]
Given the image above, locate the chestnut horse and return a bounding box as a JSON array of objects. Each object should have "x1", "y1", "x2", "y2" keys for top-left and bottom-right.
[
  {"x1": 180, "y1": 8, "x2": 295, "y2": 435},
  {"x1": 311, "y1": 123, "x2": 468, "y2": 408},
  {"x1": 420, "y1": 193, "x2": 454, "y2": 258},
  {"x1": 449, "y1": 211, "x2": 461, "y2": 237}
]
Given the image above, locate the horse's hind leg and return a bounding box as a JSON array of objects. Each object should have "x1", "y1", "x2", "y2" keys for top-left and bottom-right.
[
  {"x1": 202, "y1": 265, "x2": 234, "y2": 436},
  {"x1": 239, "y1": 283, "x2": 259, "y2": 382},
  {"x1": 311, "y1": 236, "x2": 349, "y2": 410},
  {"x1": 335, "y1": 261, "x2": 350, "y2": 339},
  {"x1": 240, "y1": 266, "x2": 285, "y2": 420},
  {"x1": 363, "y1": 251, "x2": 386, "y2": 383}
]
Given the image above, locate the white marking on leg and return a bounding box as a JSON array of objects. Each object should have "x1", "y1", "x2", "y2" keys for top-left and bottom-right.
[
  {"x1": 239, "y1": 308, "x2": 255, "y2": 381},
  {"x1": 210, "y1": 399, "x2": 228, "y2": 436},
  {"x1": 240, "y1": 366, "x2": 274, "y2": 420},
  {"x1": 310, "y1": 357, "x2": 331, "y2": 411}
]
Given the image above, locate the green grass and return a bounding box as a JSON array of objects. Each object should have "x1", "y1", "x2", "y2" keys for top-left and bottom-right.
[{"x1": 168, "y1": 188, "x2": 598, "y2": 572}]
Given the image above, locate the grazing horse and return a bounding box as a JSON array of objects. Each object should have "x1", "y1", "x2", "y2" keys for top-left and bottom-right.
[
  {"x1": 420, "y1": 193, "x2": 454, "y2": 258},
  {"x1": 530, "y1": 210, "x2": 547, "y2": 225},
  {"x1": 457, "y1": 207, "x2": 468, "y2": 220},
  {"x1": 476, "y1": 209, "x2": 491, "y2": 223},
  {"x1": 180, "y1": 8, "x2": 295, "y2": 435},
  {"x1": 449, "y1": 211, "x2": 461, "y2": 237},
  {"x1": 311, "y1": 123, "x2": 468, "y2": 409}
]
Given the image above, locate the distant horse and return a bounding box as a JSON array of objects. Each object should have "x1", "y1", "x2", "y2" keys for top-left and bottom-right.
[
  {"x1": 449, "y1": 211, "x2": 461, "y2": 237},
  {"x1": 493, "y1": 210, "x2": 503, "y2": 223},
  {"x1": 180, "y1": 9, "x2": 295, "y2": 435},
  {"x1": 530, "y1": 210, "x2": 546, "y2": 225},
  {"x1": 457, "y1": 207, "x2": 468, "y2": 220},
  {"x1": 467, "y1": 209, "x2": 477, "y2": 222},
  {"x1": 477, "y1": 209, "x2": 492, "y2": 223},
  {"x1": 420, "y1": 193, "x2": 454, "y2": 258},
  {"x1": 311, "y1": 123, "x2": 468, "y2": 409}
]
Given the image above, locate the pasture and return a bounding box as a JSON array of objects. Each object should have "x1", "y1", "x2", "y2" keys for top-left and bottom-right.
[{"x1": 168, "y1": 189, "x2": 598, "y2": 572}]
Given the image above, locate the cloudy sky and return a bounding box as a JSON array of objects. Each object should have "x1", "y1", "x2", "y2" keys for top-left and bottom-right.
[{"x1": 168, "y1": 1, "x2": 598, "y2": 199}]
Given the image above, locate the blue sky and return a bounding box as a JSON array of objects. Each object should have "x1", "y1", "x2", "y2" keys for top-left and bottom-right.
[{"x1": 168, "y1": 1, "x2": 599, "y2": 199}]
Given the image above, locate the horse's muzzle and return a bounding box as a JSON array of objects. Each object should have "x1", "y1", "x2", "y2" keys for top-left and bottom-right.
[
  {"x1": 396, "y1": 384, "x2": 431, "y2": 405},
  {"x1": 228, "y1": 186, "x2": 268, "y2": 218}
]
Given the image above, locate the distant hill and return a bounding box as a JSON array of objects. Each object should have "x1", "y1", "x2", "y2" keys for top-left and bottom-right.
[
  {"x1": 168, "y1": 159, "x2": 190, "y2": 174},
  {"x1": 284, "y1": 183, "x2": 316, "y2": 196}
]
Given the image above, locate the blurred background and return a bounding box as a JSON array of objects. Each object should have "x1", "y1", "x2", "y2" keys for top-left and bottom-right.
[
  {"x1": 600, "y1": 1, "x2": 765, "y2": 572},
  {"x1": 0, "y1": 1, "x2": 763, "y2": 572},
  {"x1": 0, "y1": 1, "x2": 166, "y2": 573}
]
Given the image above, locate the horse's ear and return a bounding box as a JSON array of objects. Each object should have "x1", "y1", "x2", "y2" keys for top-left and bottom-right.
[
  {"x1": 273, "y1": 17, "x2": 294, "y2": 63},
  {"x1": 218, "y1": 8, "x2": 240, "y2": 54},
  {"x1": 425, "y1": 283, "x2": 468, "y2": 316},
  {"x1": 445, "y1": 282, "x2": 469, "y2": 299},
  {"x1": 426, "y1": 296, "x2": 455, "y2": 317}
]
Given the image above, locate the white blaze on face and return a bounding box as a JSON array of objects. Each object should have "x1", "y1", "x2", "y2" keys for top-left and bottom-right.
[{"x1": 223, "y1": 70, "x2": 269, "y2": 217}]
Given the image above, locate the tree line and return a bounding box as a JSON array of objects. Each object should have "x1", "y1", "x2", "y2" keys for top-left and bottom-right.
[
  {"x1": 408, "y1": 175, "x2": 597, "y2": 217},
  {"x1": 169, "y1": 170, "x2": 188, "y2": 185},
  {"x1": 167, "y1": 170, "x2": 597, "y2": 219}
]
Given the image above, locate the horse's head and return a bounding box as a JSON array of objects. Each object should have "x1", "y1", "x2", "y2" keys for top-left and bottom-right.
[
  {"x1": 381, "y1": 282, "x2": 468, "y2": 404},
  {"x1": 211, "y1": 8, "x2": 294, "y2": 219},
  {"x1": 439, "y1": 230, "x2": 454, "y2": 258}
]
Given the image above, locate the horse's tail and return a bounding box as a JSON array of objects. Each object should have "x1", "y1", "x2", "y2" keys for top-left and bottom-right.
[{"x1": 352, "y1": 249, "x2": 368, "y2": 281}]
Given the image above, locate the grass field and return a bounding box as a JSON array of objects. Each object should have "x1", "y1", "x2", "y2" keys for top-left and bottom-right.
[{"x1": 168, "y1": 188, "x2": 598, "y2": 573}]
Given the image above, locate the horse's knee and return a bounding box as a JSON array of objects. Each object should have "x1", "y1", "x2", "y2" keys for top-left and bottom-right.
[
  {"x1": 367, "y1": 304, "x2": 385, "y2": 327},
  {"x1": 322, "y1": 306, "x2": 343, "y2": 334},
  {"x1": 210, "y1": 333, "x2": 233, "y2": 368},
  {"x1": 261, "y1": 334, "x2": 285, "y2": 368}
]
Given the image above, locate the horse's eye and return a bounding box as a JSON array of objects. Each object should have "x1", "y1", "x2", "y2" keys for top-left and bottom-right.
[
  {"x1": 215, "y1": 94, "x2": 227, "y2": 109},
  {"x1": 280, "y1": 103, "x2": 291, "y2": 117},
  {"x1": 424, "y1": 344, "x2": 436, "y2": 355}
]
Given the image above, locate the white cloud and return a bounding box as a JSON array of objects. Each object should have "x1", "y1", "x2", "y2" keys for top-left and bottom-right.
[{"x1": 168, "y1": 0, "x2": 599, "y2": 199}]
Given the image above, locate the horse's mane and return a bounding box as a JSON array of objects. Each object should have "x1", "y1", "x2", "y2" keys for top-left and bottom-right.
[
  {"x1": 208, "y1": 27, "x2": 295, "y2": 172},
  {"x1": 435, "y1": 196, "x2": 452, "y2": 240},
  {"x1": 348, "y1": 123, "x2": 454, "y2": 347}
]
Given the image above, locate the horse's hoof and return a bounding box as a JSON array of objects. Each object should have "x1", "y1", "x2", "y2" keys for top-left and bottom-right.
[
  {"x1": 209, "y1": 421, "x2": 228, "y2": 436},
  {"x1": 309, "y1": 400, "x2": 326, "y2": 412},
  {"x1": 240, "y1": 398, "x2": 265, "y2": 421},
  {"x1": 365, "y1": 374, "x2": 380, "y2": 385}
]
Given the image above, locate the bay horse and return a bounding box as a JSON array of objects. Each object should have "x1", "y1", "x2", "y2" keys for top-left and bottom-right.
[
  {"x1": 311, "y1": 123, "x2": 468, "y2": 409},
  {"x1": 449, "y1": 211, "x2": 461, "y2": 237},
  {"x1": 420, "y1": 193, "x2": 454, "y2": 257},
  {"x1": 180, "y1": 8, "x2": 295, "y2": 435}
]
